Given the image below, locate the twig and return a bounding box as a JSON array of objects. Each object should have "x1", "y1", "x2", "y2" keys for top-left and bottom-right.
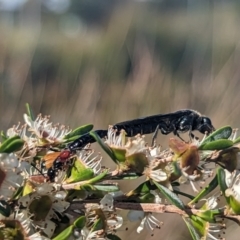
[{"x1": 67, "y1": 200, "x2": 218, "y2": 217}]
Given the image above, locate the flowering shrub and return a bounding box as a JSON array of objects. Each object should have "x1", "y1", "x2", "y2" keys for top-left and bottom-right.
[{"x1": 0, "y1": 104, "x2": 240, "y2": 239}]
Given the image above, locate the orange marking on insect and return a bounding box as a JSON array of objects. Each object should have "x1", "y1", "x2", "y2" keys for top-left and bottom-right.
[{"x1": 42, "y1": 152, "x2": 61, "y2": 169}]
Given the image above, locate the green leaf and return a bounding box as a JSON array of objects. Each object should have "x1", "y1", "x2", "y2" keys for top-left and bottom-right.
[
  {"x1": 153, "y1": 181, "x2": 185, "y2": 210},
  {"x1": 173, "y1": 189, "x2": 194, "y2": 200},
  {"x1": 65, "y1": 159, "x2": 94, "y2": 183},
  {"x1": 107, "y1": 234, "x2": 122, "y2": 240},
  {"x1": 139, "y1": 193, "x2": 155, "y2": 203},
  {"x1": 111, "y1": 148, "x2": 126, "y2": 163},
  {"x1": 199, "y1": 139, "x2": 233, "y2": 150},
  {"x1": 217, "y1": 168, "x2": 229, "y2": 203},
  {"x1": 73, "y1": 216, "x2": 86, "y2": 229},
  {"x1": 233, "y1": 136, "x2": 240, "y2": 144},
  {"x1": 12, "y1": 186, "x2": 24, "y2": 200},
  {"x1": 64, "y1": 124, "x2": 94, "y2": 139},
  {"x1": 196, "y1": 209, "x2": 222, "y2": 223},
  {"x1": 0, "y1": 131, "x2": 7, "y2": 142},
  {"x1": 229, "y1": 196, "x2": 240, "y2": 214},
  {"x1": 90, "y1": 131, "x2": 116, "y2": 163},
  {"x1": 25, "y1": 103, "x2": 35, "y2": 121},
  {"x1": 0, "y1": 200, "x2": 11, "y2": 217},
  {"x1": 93, "y1": 183, "x2": 119, "y2": 192},
  {"x1": 200, "y1": 126, "x2": 232, "y2": 146},
  {"x1": 63, "y1": 135, "x2": 84, "y2": 143},
  {"x1": 188, "y1": 175, "x2": 218, "y2": 205},
  {"x1": 66, "y1": 170, "x2": 109, "y2": 190},
  {"x1": 85, "y1": 170, "x2": 108, "y2": 185},
  {"x1": 126, "y1": 181, "x2": 153, "y2": 197},
  {"x1": 91, "y1": 218, "x2": 105, "y2": 232},
  {"x1": 0, "y1": 136, "x2": 24, "y2": 153},
  {"x1": 183, "y1": 217, "x2": 201, "y2": 240},
  {"x1": 52, "y1": 225, "x2": 73, "y2": 240},
  {"x1": 80, "y1": 184, "x2": 97, "y2": 191}
]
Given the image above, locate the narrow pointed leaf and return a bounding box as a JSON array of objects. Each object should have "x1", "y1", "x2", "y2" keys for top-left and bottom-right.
[
  {"x1": 183, "y1": 217, "x2": 201, "y2": 240},
  {"x1": 25, "y1": 103, "x2": 35, "y2": 121},
  {"x1": 139, "y1": 193, "x2": 155, "y2": 203},
  {"x1": 199, "y1": 139, "x2": 233, "y2": 150},
  {"x1": 90, "y1": 131, "x2": 116, "y2": 163},
  {"x1": 233, "y1": 136, "x2": 240, "y2": 144},
  {"x1": 52, "y1": 225, "x2": 73, "y2": 240},
  {"x1": 153, "y1": 181, "x2": 185, "y2": 210},
  {"x1": 229, "y1": 196, "x2": 240, "y2": 214},
  {"x1": 12, "y1": 186, "x2": 24, "y2": 200},
  {"x1": 91, "y1": 218, "x2": 105, "y2": 232},
  {"x1": 73, "y1": 216, "x2": 86, "y2": 229},
  {"x1": 67, "y1": 170, "x2": 109, "y2": 190},
  {"x1": 93, "y1": 183, "x2": 119, "y2": 192},
  {"x1": 65, "y1": 159, "x2": 94, "y2": 183},
  {"x1": 200, "y1": 126, "x2": 232, "y2": 146},
  {"x1": 126, "y1": 181, "x2": 152, "y2": 197},
  {"x1": 0, "y1": 131, "x2": 7, "y2": 142},
  {"x1": 0, "y1": 136, "x2": 24, "y2": 153},
  {"x1": 81, "y1": 184, "x2": 96, "y2": 191},
  {"x1": 0, "y1": 135, "x2": 21, "y2": 148},
  {"x1": 64, "y1": 124, "x2": 94, "y2": 139},
  {"x1": 173, "y1": 189, "x2": 194, "y2": 200},
  {"x1": 217, "y1": 168, "x2": 230, "y2": 203},
  {"x1": 85, "y1": 170, "x2": 108, "y2": 184},
  {"x1": 196, "y1": 209, "x2": 222, "y2": 223},
  {"x1": 188, "y1": 175, "x2": 218, "y2": 205}
]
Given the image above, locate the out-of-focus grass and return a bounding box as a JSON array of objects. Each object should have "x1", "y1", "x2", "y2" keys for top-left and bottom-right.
[{"x1": 1, "y1": 2, "x2": 240, "y2": 239}]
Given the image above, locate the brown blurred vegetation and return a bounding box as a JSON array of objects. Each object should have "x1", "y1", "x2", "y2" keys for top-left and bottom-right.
[{"x1": 1, "y1": 1, "x2": 240, "y2": 239}]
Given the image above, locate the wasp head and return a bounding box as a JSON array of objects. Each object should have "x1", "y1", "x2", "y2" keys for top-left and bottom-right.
[{"x1": 196, "y1": 116, "x2": 215, "y2": 134}]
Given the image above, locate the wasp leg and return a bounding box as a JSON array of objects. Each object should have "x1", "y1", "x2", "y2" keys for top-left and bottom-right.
[
  {"x1": 151, "y1": 124, "x2": 160, "y2": 147},
  {"x1": 175, "y1": 132, "x2": 187, "y2": 142}
]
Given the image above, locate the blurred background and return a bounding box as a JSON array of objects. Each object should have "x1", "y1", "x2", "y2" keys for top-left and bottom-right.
[{"x1": 0, "y1": 0, "x2": 240, "y2": 239}]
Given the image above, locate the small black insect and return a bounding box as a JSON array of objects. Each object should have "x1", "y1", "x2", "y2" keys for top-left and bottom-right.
[
  {"x1": 68, "y1": 109, "x2": 215, "y2": 151},
  {"x1": 45, "y1": 150, "x2": 72, "y2": 182}
]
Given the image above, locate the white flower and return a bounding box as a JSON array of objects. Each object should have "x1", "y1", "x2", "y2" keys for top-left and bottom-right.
[
  {"x1": 143, "y1": 146, "x2": 173, "y2": 184},
  {"x1": 105, "y1": 126, "x2": 147, "y2": 157},
  {"x1": 200, "y1": 196, "x2": 219, "y2": 211},
  {"x1": 23, "y1": 113, "x2": 71, "y2": 145},
  {"x1": 225, "y1": 170, "x2": 240, "y2": 207},
  {"x1": 125, "y1": 134, "x2": 147, "y2": 157},
  {"x1": 0, "y1": 209, "x2": 47, "y2": 239},
  {"x1": 80, "y1": 227, "x2": 108, "y2": 240},
  {"x1": 143, "y1": 159, "x2": 169, "y2": 182},
  {"x1": 127, "y1": 211, "x2": 162, "y2": 233},
  {"x1": 85, "y1": 205, "x2": 123, "y2": 237},
  {"x1": 77, "y1": 148, "x2": 102, "y2": 175},
  {"x1": 0, "y1": 153, "x2": 27, "y2": 200},
  {"x1": 18, "y1": 183, "x2": 69, "y2": 238},
  {"x1": 105, "y1": 127, "x2": 127, "y2": 148},
  {"x1": 106, "y1": 213, "x2": 123, "y2": 231},
  {"x1": 189, "y1": 195, "x2": 225, "y2": 240}
]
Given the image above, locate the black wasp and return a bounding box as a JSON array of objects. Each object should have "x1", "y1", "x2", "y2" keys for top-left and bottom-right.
[
  {"x1": 68, "y1": 109, "x2": 215, "y2": 151},
  {"x1": 113, "y1": 109, "x2": 215, "y2": 139}
]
